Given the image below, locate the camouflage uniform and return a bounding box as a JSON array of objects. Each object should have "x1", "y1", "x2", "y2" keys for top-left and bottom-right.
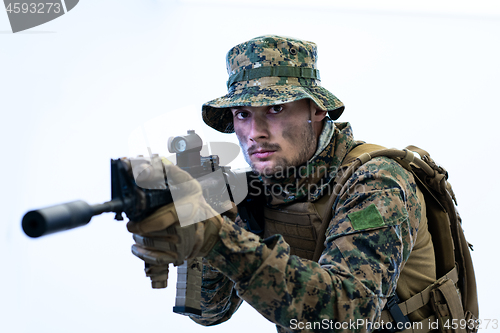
[{"x1": 192, "y1": 36, "x2": 435, "y2": 332}]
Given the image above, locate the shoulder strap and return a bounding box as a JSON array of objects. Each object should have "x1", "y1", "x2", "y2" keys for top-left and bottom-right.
[
  {"x1": 312, "y1": 143, "x2": 478, "y2": 329},
  {"x1": 342, "y1": 143, "x2": 387, "y2": 167},
  {"x1": 312, "y1": 143, "x2": 389, "y2": 262},
  {"x1": 313, "y1": 144, "x2": 428, "y2": 263}
]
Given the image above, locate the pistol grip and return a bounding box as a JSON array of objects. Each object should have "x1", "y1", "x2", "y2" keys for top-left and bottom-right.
[{"x1": 145, "y1": 263, "x2": 169, "y2": 289}]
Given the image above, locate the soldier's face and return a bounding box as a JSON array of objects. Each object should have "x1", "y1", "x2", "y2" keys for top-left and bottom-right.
[{"x1": 230, "y1": 99, "x2": 325, "y2": 177}]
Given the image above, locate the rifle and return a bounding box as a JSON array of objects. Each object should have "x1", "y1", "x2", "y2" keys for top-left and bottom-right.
[{"x1": 21, "y1": 130, "x2": 259, "y2": 316}]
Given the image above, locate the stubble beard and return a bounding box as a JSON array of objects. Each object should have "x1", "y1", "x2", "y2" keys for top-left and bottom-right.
[{"x1": 240, "y1": 121, "x2": 317, "y2": 178}]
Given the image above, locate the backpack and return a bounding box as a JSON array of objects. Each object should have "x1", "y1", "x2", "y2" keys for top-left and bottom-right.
[{"x1": 312, "y1": 143, "x2": 478, "y2": 333}]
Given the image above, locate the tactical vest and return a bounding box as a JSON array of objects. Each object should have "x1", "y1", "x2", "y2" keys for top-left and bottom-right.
[
  {"x1": 262, "y1": 189, "x2": 335, "y2": 260},
  {"x1": 259, "y1": 144, "x2": 479, "y2": 333}
]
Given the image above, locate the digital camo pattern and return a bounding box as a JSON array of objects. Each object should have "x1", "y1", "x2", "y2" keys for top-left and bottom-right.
[
  {"x1": 202, "y1": 35, "x2": 344, "y2": 133},
  {"x1": 190, "y1": 122, "x2": 423, "y2": 332},
  {"x1": 189, "y1": 215, "x2": 248, "y2": 326}
]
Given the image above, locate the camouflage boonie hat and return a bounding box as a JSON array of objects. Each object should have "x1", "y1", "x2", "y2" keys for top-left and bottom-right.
[{"x1": 202, "y1": 35, "x2": 345, "y2": 133}]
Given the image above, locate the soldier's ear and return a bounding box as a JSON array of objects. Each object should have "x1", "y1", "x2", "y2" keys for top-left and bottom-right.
[
  {"x1": 309, "y1": 100, "x2": 327, "y2": 122},
  {"x1": 314, "y1": 109, "x2": 328, "y2": 119}
]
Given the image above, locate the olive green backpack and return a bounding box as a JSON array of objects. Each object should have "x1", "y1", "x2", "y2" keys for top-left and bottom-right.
[{"x1": 312, "y1": 144, "x2": 479, "y2": 333}]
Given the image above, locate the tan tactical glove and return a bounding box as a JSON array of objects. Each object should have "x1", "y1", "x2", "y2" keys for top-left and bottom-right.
[{"x1": 126, "y1": 164, "x2": 233, "y2": 286}]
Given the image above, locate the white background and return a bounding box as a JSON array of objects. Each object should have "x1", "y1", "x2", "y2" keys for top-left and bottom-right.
[{"x1": 1, "y1": 1, "x2": 499, "y2": 332}]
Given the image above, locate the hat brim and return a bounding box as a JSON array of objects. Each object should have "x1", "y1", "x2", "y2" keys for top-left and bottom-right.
[{"x1": 202, "y1": 85, "x2": 344, "y2": 133}]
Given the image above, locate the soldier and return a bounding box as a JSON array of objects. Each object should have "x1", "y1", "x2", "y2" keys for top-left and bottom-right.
[{"x1": 127, "y1": 35, "x2": 437, "y2": 332}]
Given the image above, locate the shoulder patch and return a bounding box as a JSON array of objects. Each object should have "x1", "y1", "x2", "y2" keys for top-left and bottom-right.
[{"x1": 348, "y1": 204, "x2": 385, "y2": 230}]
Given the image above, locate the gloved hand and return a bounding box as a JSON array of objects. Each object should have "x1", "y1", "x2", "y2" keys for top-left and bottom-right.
[
  {"x1": 126, "y1": 164, "x2": 233, "y2": 286},
  {"x1": 127, "y1": 164, "x2": 227, "y2": 262}
]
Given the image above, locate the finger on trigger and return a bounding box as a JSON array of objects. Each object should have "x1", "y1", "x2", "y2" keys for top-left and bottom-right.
[
  {"x1": 127, "y1": 204, "x2": 178, "y2": 234},
  {"x1": 133, "y1": 234, "x2": 178, "y2": 251}
]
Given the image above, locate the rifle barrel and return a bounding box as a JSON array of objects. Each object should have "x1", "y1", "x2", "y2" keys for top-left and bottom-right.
[{"x1": 22, "y1": 199, "x2": 124, "y2": 238}]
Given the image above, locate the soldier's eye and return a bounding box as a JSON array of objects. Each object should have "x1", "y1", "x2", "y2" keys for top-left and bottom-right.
[
  {"x1": 235, "y1": 111, "x2": 249, "y2": 120},
  {"x1": 270, "y1": 105, "x2": 283, "y2": 114}
]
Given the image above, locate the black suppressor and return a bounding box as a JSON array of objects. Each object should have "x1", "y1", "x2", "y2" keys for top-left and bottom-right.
[{"x1": 22, "y1": 199, "x2": 124, "y2": 238}]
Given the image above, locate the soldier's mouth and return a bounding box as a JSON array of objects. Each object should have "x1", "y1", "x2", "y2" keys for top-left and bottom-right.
[{"x1": 250, "y1": 150, "x2": 276, "y2": 159}]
